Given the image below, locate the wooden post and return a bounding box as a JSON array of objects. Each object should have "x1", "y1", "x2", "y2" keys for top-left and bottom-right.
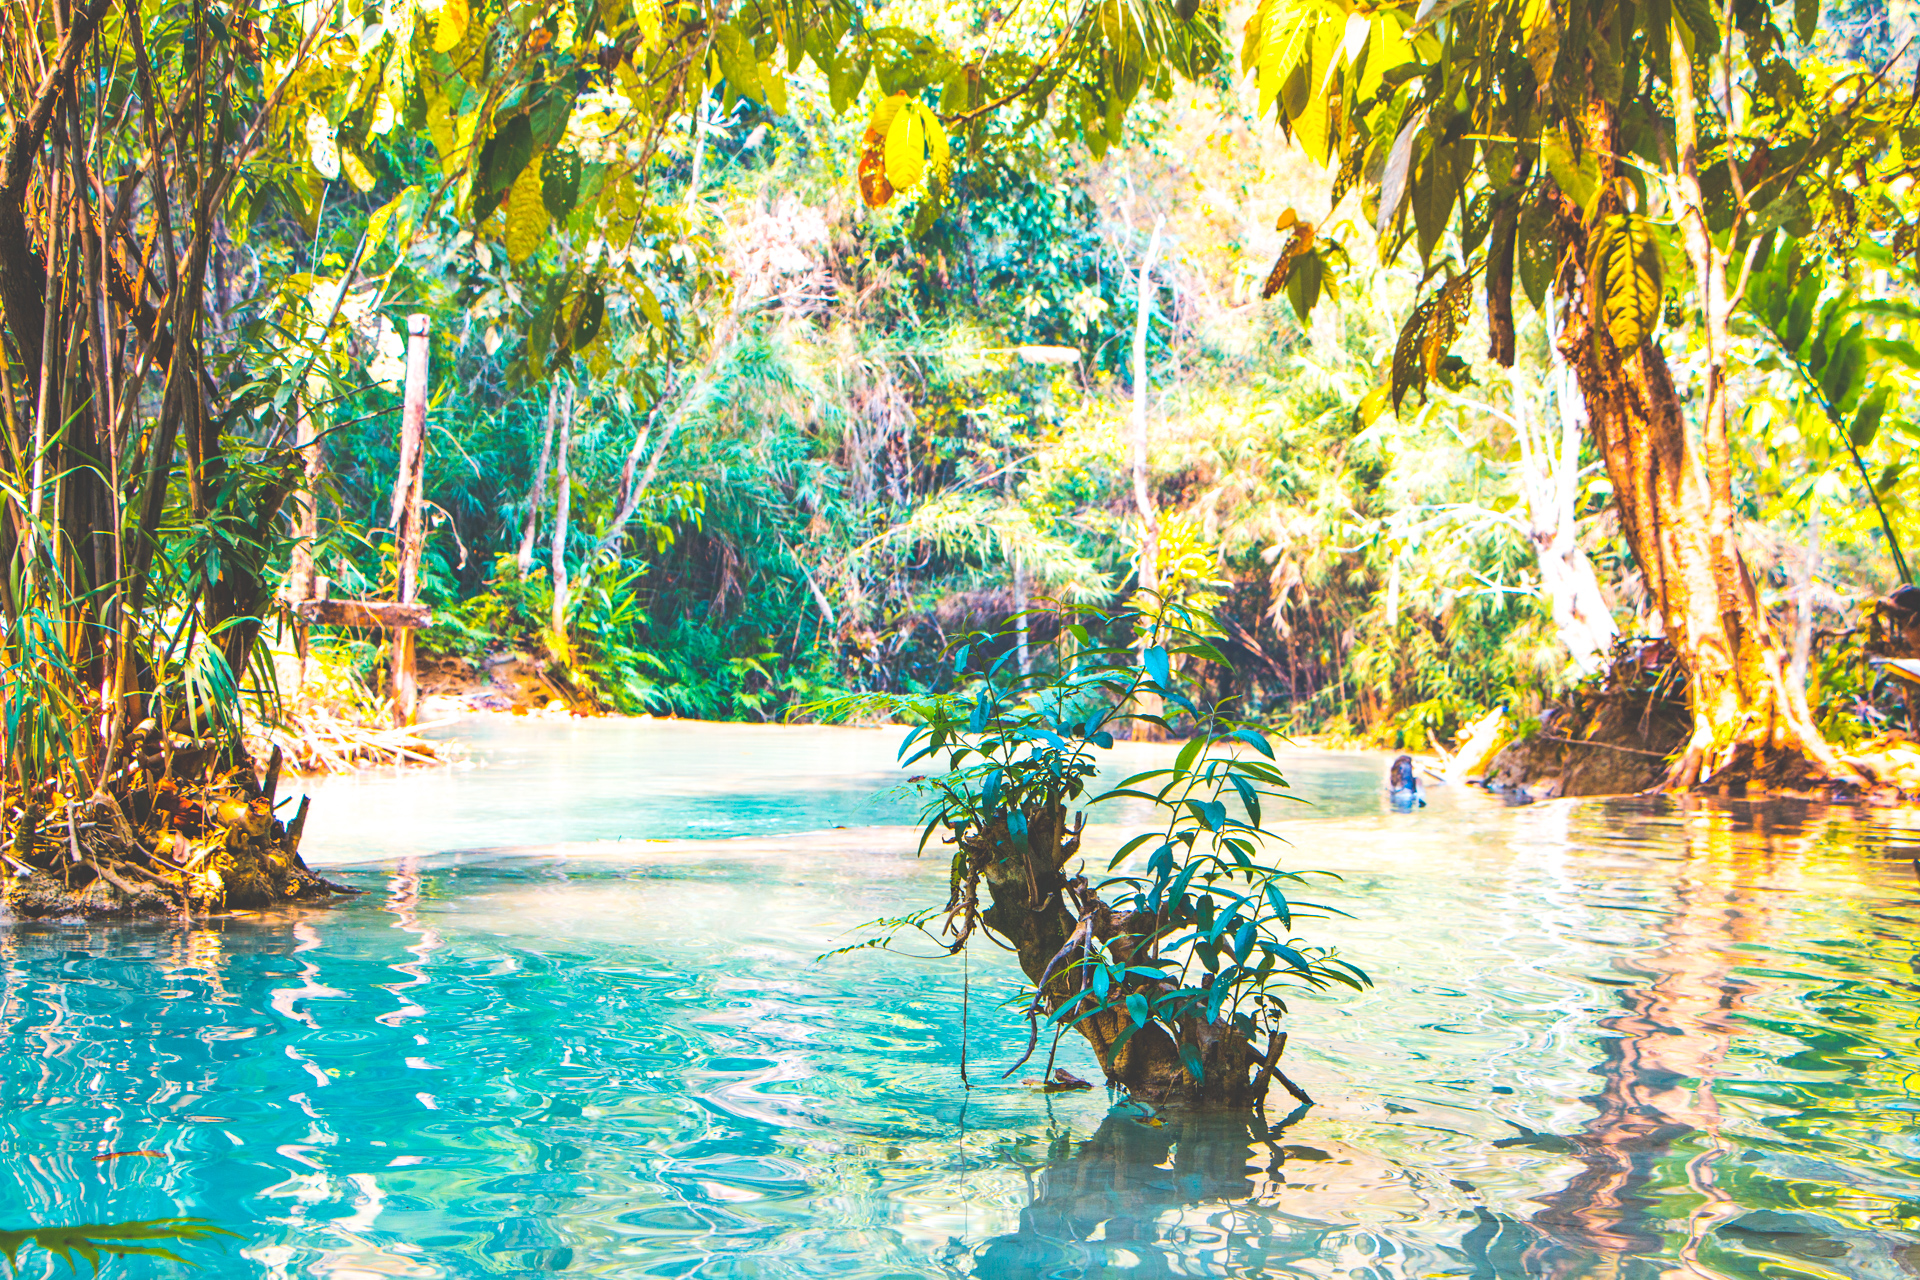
[
  {"x1": 389, "y1": 314, "x2": 430, "y2": 726},
  {"x1": 289, "y1": 394, "x2": 322, "y2": 678},
  {"x1": 289, "y1": 395, "x2": 321, "y2": 602}
]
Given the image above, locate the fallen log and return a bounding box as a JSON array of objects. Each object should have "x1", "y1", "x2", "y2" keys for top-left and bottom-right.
[{"x1": 295, "y1": 599, "x2": 434, "y2": 629}]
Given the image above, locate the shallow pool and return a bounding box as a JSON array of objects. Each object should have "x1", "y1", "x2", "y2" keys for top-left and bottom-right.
[{"x1": 4, "y1": 721, "x2": 1919, "y2": 1278}]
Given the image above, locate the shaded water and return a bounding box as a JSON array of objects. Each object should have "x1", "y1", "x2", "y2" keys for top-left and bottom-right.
[{"x1": 4, "y1": 720, "x2": 1920, "y2": 1278}]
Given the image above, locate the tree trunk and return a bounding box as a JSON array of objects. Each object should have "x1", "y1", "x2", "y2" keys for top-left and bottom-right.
[
  {"x1": 549, "y1": 382, "x2": 573, "y2": 657},
  {"x1": 1516, "y1": 363, "x2": 1616, "y2": 675},
  {"x1": 516, "y1": 384, "x2": 557, "y2": 576},
  {"x1": 1130, "y1": 217, "x2": 1166, "y2": 736},
  {"x1": 1013, "y1": 554, "x2": 1030, "y2": 676},
  {"x1": 961, "y1": 799, "x2": 1280, "y2": 1110},
  {"x1": 388, "y1": 314, "x2": 429, "y2": 727},
  {"x1": 598, "y1": 384, "x2": 680, "y2": 556},
  {"x1": 1130, "y1": 216, "x2": 1164, "y2": 598},
  {"x1": 1553, "y1": 94, "x2": 1857, "y2": 793}
]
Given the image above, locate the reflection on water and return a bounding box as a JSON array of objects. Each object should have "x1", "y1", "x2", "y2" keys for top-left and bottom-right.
[{"x1": 3, "y1": 731, "x2": 1920, "y2": 1278}]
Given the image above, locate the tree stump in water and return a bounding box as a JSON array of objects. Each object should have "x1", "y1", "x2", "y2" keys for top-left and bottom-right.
[{"x1": 965, "y1": 801, "x2": 1278, "y2": 1110}]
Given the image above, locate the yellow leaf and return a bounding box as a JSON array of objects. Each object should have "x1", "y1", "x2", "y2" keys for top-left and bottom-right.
[
  {"x1": 425, "y1": 84, "x2": 455, "y2": 174},
  {"x1": 1356, "y1": 13, "x2": 1408, "y2": 105},
  {"x1": 884, "y1": 107, "x2": 927, "y2": 194},
  {"x1": 636, "y1": 284, "x2": 666, "y2": 329},
  {"x1": 434, "y1": 0, "x2": 468, "y2": 53},
  {"x1": 1589, "y1": 213, "x2": 1663, "y2": 349},
  {"x1": 505, "y1": 159, "x2": 548, "y2": 264},
  {"x1": 864, "y1": 95, "x2": 907, "y2": 146},
  {"x1": 923, "y1": 104, "x2": 950, "y2": 185},
  {"x1": 860, "y1": 95, "x2": 908, "y2": 207},
  {"x1": 341, "y1": 147, "x2": 376, "y2": 193},
  {"x1": 632, "y1": 0, "x2": 661, "y2": 52},
  {"x1": 1256, "y1": 3, "x2": 1315, "y2": 119},
  {"x1": 884, "y1": 100, "x2": 929, "y2": 193},
  {"x1": 1293, "y1": 15, "x2": 1342, "y2": 164},
  {"x1": 1521, "y1": 0, "x2": 1560, "y2": 87}
]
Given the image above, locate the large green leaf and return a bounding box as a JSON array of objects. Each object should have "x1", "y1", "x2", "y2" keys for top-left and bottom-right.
[
  {"x1": 478, "y1": 113, "x2": 534, "y2": 196},
  {"x1": 1516, "y1": 194, "x2": 1558, "y2": 308},
  {"x1": 541, "y1": 149, "x2": 583, "y2": 221}
]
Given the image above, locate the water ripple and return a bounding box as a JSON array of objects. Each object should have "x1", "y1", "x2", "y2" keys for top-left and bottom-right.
[{"x1": 3, "y1": 750, "x2": 1920, "y2": 1276}]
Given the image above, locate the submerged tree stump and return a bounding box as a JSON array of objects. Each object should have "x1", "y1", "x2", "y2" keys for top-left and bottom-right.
[{"x1": 964, "y1": 800, "x2": 1279, "y2": 1110}]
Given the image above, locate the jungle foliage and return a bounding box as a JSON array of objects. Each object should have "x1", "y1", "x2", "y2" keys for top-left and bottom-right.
[
  {"x1": 4, "y1": 0, "x2": 1918, "y2": 915},
  {"x1": 1245, "y1": 0, "x2": 1920, "y2": 784}
]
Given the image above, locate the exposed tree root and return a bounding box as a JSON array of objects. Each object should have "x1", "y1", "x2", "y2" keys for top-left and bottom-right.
[
  {"x1": 2, "y1": 730, "x2": 354, "y2": 921},
  {"x1": 1484, "y1": 641, "x2": 1692, "y2": 798},
  {"x1": 1483, "y1": 636, "x2": 1914, "y2": 802}
]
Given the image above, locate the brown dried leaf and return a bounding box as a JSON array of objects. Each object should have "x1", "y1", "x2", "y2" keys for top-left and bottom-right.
[{"x1": 1260, "y1": 221, "x2": 1316, "y2": 300}]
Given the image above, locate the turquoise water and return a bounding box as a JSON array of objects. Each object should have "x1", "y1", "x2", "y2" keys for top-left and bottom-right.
[{"x1": 4, "y1": 722, "x2": 1920, "y2": 1278}]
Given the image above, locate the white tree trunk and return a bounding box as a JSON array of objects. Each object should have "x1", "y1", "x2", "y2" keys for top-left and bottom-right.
[
  {"x1": 517, "y1": 385, "x2": 558, "y2": 576},
  {"x1": 549, "y1": 384, "x2": 573, "y2": 651},
  {"x1": 1517, "y1": 362, "x2": 1617, "y2": 675},
  {"x1": 1013, "y1": 554, "x2": 1030, "y2": 675},
  {"x1": 1131, "y1": 216, "x2": 1165, "y2": 597}
]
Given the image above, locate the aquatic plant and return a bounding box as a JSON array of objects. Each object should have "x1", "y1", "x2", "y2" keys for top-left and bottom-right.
[
  {"x1": 819, "y1": 604, "x2": 1368, "y2": 1110},
  {"x1": 0, "y1": 1217, "x2": 234, "y2": 1274}
]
